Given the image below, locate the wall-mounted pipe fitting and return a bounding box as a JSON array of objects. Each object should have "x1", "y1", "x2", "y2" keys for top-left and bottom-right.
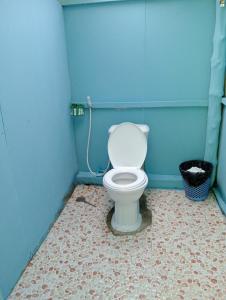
[
  {"x1": 71, "y1": 103, "x2": 84, "y2": 116},
  {"x1": 220, "y1": 0, "x2": 225, "y2": 7}
]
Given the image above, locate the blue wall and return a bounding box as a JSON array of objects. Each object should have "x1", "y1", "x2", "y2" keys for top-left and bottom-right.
[
  {"x1": 0, "y1": 0, "x2": 77, "y2": 298},
  {"x1": 216, "y1": 100, "x2": 226, "y2": 213},
  {"x1": 63, "y1": 0, "x2": 215, "y2": 187}
]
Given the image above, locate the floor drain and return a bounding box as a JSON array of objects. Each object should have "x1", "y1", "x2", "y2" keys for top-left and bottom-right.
[{"x1": 76, "y1": 196, "x2": 96, "y2": 207}]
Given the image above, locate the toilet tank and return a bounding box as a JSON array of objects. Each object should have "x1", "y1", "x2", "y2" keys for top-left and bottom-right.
[{"x1": 108, "y1": 123, "x2": 150, "y2": 139}]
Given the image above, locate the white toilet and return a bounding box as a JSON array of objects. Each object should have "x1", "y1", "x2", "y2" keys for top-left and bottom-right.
[{"x1": 103, "y1": 122, "x2": 149, "y2": 233}]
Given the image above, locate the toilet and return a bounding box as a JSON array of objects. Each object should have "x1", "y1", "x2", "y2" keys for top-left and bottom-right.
[{"x1": 103, "y1": 122, "x2": 149, "y2": 233}]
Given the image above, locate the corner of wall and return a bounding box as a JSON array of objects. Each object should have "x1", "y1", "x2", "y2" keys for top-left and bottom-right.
[{"x1": 213, "y1": 187, "x2": 226, "y2": 215}]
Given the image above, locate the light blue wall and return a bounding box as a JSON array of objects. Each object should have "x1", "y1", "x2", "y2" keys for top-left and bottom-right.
[
  {"x1": 0, "y1": 0, "x2": 77, "y2": 298},
  {"x1": 216, "y1": 100, "x2": 226, "y2": 213},
  {"x1": 74, "y1": 107, "x2": 207, "y2": 188},
  {"x1": 63, "y1": 0, "x2": 215, "y2": 187}
]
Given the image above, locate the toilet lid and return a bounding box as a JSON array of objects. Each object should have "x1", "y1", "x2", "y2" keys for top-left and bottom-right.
[{"x1": 108, "y1": 122, "x2": 147, "y2": 168}]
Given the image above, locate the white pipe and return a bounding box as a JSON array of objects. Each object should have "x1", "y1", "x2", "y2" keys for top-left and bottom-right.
[{"x1": 86, "y1": 98, "x2": 110, "y2": 177}]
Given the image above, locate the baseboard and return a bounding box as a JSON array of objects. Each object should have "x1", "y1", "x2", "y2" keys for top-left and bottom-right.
[
  {"x1": 76, "y1": 171, "x2": 183, "y2": 189},
  {"x1": 0, "y1": 290, "x2": 4, "y2": 300},
  {"x1": 213, "y1": 187, "x2": 226, "y2": 215},
  {"x1": 148, "y1": 174, "x2": 183, "y2": 189}
]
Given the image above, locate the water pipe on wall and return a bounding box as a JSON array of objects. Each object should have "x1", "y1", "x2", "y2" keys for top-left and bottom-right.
[{"x1": 86, "y1": 96, "x2": 110, "y2": 177}]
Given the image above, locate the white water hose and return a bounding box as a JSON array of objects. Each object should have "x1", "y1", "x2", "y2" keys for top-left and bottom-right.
[{"x1": 86, "y1": 97, "x2": 110, "y2": 177}]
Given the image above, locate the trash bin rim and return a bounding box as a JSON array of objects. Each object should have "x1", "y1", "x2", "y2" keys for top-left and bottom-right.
[{"x1": 179, "y1": 160, "x2": 213, "y2": 172}]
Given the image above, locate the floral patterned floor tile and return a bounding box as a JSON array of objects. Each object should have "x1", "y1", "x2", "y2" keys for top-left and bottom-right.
[{"x1": 9, "y1": 185, "x2": 226, "y2": 300}]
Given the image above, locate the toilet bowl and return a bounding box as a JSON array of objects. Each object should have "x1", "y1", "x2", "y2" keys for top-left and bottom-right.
[{"x1": 103, "y1": 122, "x2": 149, "y2": 233}]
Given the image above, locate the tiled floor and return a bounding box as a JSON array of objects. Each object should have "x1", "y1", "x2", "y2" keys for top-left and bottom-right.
[{"x1": 10, "y1": 185, "x2": 226, "y2": 300}]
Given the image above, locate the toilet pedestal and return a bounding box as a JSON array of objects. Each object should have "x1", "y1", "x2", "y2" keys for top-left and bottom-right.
[{"x1": 111, "y1": 199, "x2": 142, "y2": 232}]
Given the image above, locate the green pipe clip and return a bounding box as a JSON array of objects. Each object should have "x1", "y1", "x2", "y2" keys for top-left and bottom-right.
[{"x1": 71, "y1": 103, "x2": 84, "y2": 116}]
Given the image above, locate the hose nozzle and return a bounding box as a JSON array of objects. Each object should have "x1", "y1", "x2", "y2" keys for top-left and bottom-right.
[{"x1": 87, "y1": 96, "x2": 92, "y2": 108}]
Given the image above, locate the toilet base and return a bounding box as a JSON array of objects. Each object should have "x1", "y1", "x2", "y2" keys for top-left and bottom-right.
[
  {"x1": 106, "y1": 194, "x2": 152, "y2": 236},
  {"x1": 108, "y1": 189, "x2": 145, "y2": 233},
  {"x1": 111, "y1": 212, "x2": 142, "y2": 233}
]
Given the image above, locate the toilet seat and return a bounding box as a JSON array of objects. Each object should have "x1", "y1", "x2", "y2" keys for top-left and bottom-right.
[{"x1": 103, "y1": 168, "x2": 148, "y2": 191}]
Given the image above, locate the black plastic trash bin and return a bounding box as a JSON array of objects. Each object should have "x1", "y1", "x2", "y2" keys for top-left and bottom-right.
[{"x1": 179, "y1": 160, "x2": 213, "y2": 201}]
